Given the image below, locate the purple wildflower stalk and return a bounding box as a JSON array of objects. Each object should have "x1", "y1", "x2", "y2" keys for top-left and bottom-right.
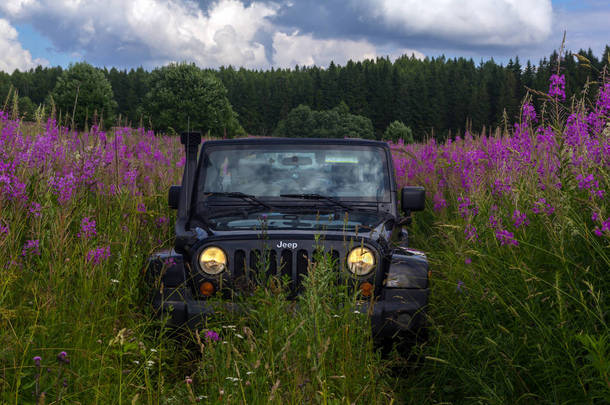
[
  {"x1": 205, "y1": 330, "x2": 220, "y2": 341},
  {"x1": 78, "y1": 217, "x2": 97, "y2": 239},
  {"x1": 22, "y1": 239, "x2": 40, "y2": 256},
  {"x1": 548, "y1": 74, "x2": 566, "y2": 101},
  {"x1": 86, "y1": 246, "x2": 110, "y2": 265}
]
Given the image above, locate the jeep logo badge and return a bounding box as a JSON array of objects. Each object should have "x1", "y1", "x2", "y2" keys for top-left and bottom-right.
[{"x1": 276, "y1": 241, "x2": 298, "y2": 249}]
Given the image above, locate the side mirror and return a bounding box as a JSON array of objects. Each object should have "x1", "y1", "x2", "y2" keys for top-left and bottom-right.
[
  {"x1": 401, "y1": 186, "x2": 425, "y2": 213},
  {"x1": 168, "y1": 185, "x2": 181, "y2": 209}
]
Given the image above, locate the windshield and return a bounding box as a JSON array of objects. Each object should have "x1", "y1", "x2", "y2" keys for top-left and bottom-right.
[{"x1": 198, "y1": 144, "x2": 391, "y2": 201}]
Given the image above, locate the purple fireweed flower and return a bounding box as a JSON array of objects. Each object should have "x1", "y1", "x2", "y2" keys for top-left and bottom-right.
[
  {"x1": 185, "y1": 376, "x2": 193, "y2": 385},
  {"x1": 137, "y1": 203, "x2": 146, "y2": 213},
  {"x1": 458, "y1": 196, "x2": 478, "y2": 219},
  {"x1": 0, "y1": 222, "x2": 8, "y2": 235},
  {"x1": 577, "y1": 174, "x2": 595, "y2": 189},
  {"x1": 492, "y1": 178, "x2": 511, "y2": 196},
  {"x1": 593, "y1": 228, "x2": 603, "y2": 237},
  {"x1": 456, "y1": 280, "x2": 465, "y2": 293},
  {"x1": 464, "y1": 224, "x2": 479, "y2": 242},
  {"x1": 57, "y1": 351, "x2": 69, "y2": 364},
  {"x1": 49, "y1": 172, "x2": 77, "y2": 204},
  {"x1": 205, "y1": 330, "x2": 220, "y2": 341},
  {"x1": 464, "y1": 257, "x2": 472, "y2": 265},
  {"x1": 565, "y1": 112, "x2": 588, "y2": 148},
  {"x1": 592, "y1": 212, "x2": 599, "y2": 221},
  {"x1": 495, "y1": 229, "x2": 518, "y2": 246},
  {"x1": 156, "y1": 216, "x2": 168, "y2": 228},
  {"x1": 29, "y1": 202, "x2": 42, "y2": 218},
  {"x1": 522, "y1": 102, "x2": 537, "y2": 123},
  {"x1": 87, "y1": 246, "x2": 110, "y2": 265},
  {"x1": 123, "y1": 167, "x2": 138, "y2": 187},
  {"x1": 596, "y1": 82, "x2": 610, "y2": 114},
  {"x1": 22, "y1": 239, "x2": 40, "y2": 256},
  {"x1": 33, "y1": 356, "x2": 41, "y2": 366},
  {"x1": 433, "y1": 192, "x2": 447, "y2": 212},
  {"x1": 78, "y1": 217, "x2": 97, "y2": 239},
  {"x1": 489, "y1": 214, "x2": 501, "y2": 229},
  {"x1": 532, "y1": 198, "x2": 554, "y2": 215},
  {"x1": 512, "y1": 209, "x2": 529, "y2": 228},
  {"x1": 575, "y1": 173, "x2": 604, "y2": 200},
  {"x1": 548, "y1": 73, "x2": 566, "y2": 101}
]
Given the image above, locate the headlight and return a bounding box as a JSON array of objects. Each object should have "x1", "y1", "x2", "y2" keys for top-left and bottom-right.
[
  {"x1": 198, "y1": 247, "x2": 227, "y2": 275},
  {"x1": 346, "y1": 247, "x2": 375, "y2": 276}
]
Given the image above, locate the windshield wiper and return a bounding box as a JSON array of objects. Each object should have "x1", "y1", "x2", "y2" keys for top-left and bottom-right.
[
  {"x1": 204, "y1": 191, "x2": 273, "y2": 210},
  {"x1": 280, "y1": 193, "x2": 352, "y2": 210}
]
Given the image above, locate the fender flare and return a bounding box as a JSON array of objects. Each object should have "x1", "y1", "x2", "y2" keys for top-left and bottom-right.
[{"x1": 384, "y1": 248, "x2": 429, "y2": 289}]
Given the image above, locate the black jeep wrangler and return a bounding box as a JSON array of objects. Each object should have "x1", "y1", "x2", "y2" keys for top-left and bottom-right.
[{"x1": 147, "y1": 132, "x2": 429, "y2": 346}]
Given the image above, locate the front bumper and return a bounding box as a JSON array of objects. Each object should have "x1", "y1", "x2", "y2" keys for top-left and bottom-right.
[{"x1": 152, "y1": 287, "x2": 428, "y2": 339}]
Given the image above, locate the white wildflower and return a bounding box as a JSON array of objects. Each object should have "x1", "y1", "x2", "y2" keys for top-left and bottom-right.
[{"x1": 111, "y1": 279, "x2": 119, "y2": 284}]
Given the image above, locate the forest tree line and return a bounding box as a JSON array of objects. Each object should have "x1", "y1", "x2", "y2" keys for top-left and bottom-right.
[{"x1": 1, "y1": 45, "x2": 608, "y2": 140}]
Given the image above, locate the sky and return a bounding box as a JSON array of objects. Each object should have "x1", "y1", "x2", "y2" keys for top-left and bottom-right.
[{"x1": 0, "y1": 0, "x2": 608, "y2": 73}]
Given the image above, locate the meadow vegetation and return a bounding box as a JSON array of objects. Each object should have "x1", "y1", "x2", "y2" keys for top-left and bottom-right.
[{"x1": 0, "y1": 65, "x2": 608, "y2": 403}]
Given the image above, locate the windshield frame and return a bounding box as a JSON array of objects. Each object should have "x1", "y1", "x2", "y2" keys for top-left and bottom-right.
[{"x1": 194, "y1": 140, "x2": 394, "y2": 210}]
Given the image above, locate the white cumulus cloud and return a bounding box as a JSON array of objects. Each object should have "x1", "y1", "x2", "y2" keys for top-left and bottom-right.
[
  {"x1": 272, "y1": 31, "x2": 380, "y2": 68},
  {"x1": 0, "y1": 18, "x2": 47, "y2": 72},
  {"x1": 0, "y1": 0, "x2": 277, "y2": 68},
  {"x1": 0, "y1": 0, "x2": 427, "y2": 69},
  {"x1": 350, "y1": 0, "x2": 553, "y2": 46}
]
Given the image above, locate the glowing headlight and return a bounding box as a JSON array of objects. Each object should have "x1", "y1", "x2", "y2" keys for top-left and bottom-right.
[
  {"x1": 346, "y1": 247, "x2": 375, "y2": 276},
  {"x1": 198, "y1": 247, "x2": 227, "y2": 275}
]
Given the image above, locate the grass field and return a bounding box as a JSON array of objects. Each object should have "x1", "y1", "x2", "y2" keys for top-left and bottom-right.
[{"x1": 0, "y1": 72, "x2": 608, "y2": 404}]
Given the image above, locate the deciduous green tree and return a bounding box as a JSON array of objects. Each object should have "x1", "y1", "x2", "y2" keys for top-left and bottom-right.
[
  {"x1": 50, "y1": 62, "x2": 117, "y2": 128},
  {"x1": 273, "y1": 102, "x2": 374, "y2": 139},
  {"x1": 384, "y1": 120, "x2": 414, "y2": 143},
  {"x1": 144, "y1": 62, "x2": 243, "y2": 137}
]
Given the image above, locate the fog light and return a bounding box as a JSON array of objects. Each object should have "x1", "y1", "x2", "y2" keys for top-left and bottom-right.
[
  {"x1": 199, "y1": 281, "x2": 215, "y2": 296},
  {"x1": 359, "y1": 282, "x2": 373, "y2": 297}
]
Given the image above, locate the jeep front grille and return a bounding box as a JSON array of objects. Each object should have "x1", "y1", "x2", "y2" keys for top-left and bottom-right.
[{"x1": 232, "y1": 247, "x2": 342, "y2": 290}]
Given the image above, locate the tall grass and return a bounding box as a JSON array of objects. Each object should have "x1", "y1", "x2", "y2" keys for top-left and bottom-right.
[
  {"x1": 391, "y1": 70, "x2": 609, "y2": 403},
  {"x1": 0, "y1": 116, "x2": 393, "y2": 403},
  {"x1": 0, "y1": 68, "x2": 608, "y2": 403}
]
